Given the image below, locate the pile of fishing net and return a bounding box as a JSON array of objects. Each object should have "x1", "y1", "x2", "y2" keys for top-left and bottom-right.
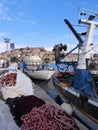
[
  {"x1": 21, "y1": 104, "x2": 79, "y2": 130},
  {"x1": 0, "y1": 73, "x2": 17, "y2": 87},
  {"x1": 6, "y1": 95, "x2": 79, "y2": 130},
  {"x1": 6, "y1": 95, "x2": 45, "y2": 126}
]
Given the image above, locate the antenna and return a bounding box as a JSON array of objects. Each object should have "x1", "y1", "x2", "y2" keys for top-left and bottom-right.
[
  {"x1": 79, "y1": 8, "x2": 98, "y2": 21},
  {"x1": 4, "y1": 38, "x2": 10, "y2": 60},
  {"x1": 4, "y1": 38, "x2": 10, "y2": 52}
]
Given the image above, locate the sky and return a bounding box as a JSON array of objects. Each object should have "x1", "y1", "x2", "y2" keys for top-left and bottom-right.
[{"x1": 0, "y1": 0, "x2": 98, "y2": 53}]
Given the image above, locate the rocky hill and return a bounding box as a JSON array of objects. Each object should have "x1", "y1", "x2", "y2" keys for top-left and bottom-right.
[
  {"x1": 0, "y1": 47, "x2": 88, "y2": 63},
  {"x1": 0, "y1": 47, "x2": 54, "y2": 62}
]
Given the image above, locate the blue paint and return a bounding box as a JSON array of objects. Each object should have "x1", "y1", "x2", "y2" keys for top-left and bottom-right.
[{"x1": 74, "y1": 69, "x2": 95, "y2": 97}]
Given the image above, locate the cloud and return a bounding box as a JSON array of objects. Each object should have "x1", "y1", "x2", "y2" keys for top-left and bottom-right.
[
  {"x1": 0, "y1": 1, "x2": 36, "y2": 25},
  {"x1": 0, "y1": 2, "x2": 8, "y2": 15},
  {"x1": 1, "y1": 0, "x2": 16, "y2": 4},
  {"x1": 45, "y1": 47, "x2": 53, "y2": 51},
  {"x1": 0, "y1": 2, "x2": 11, "y2": 21},
  {"x1": 0, "y1": 1, "x2": 21, "y2": 22},
  {"x1": 0, "y1": 3, "x2": 3, "y2": 14},
  {"x1": 0, "y1": 15, "x2": 11, "y2": 21},
  {"x1": 0, "y1": 32, "x2": 8, "y2": 37}
]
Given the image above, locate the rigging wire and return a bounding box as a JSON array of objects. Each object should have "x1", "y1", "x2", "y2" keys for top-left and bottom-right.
[
  {"x1": 92, "y1": 48, "x2": 98, "y2": 54},
  {"x1": 72, "y1": 24, "x2": 87, "y2": 28},
  {"x1": 83, "y1": 44, "x2": 98, "y2": 55},
  {"x1": 77, "y1": 0, "x2": 80, "y2": 22},
  {"x1": 67, "y1": 26, "x2": 72, "y2": 54}
]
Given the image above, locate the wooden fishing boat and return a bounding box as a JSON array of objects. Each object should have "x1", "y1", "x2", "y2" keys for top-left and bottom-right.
[{"x1": 52, "y1": 9, "x2": 98, "y2": 130}]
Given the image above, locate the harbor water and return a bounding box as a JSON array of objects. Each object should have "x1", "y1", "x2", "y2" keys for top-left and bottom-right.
[
  {"x1": 32, "y1": 77, "x2": 64, "y2": 105},
  {"x1": 31, "y1": 63, "x2": 65, "y2": 105}
]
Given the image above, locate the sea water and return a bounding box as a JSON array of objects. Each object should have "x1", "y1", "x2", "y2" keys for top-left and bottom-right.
[{"x1": 32, "y1": 63, "x2": 66, "y2": 105}]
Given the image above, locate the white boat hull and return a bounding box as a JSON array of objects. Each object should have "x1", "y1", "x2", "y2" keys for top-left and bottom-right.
[{"x1": 26, "y1": 70, "x2": 54, "y2": 80}]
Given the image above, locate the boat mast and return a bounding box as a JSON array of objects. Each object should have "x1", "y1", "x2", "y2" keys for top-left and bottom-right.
[
  {"x1": 74, "y1": 9, "x2": 98, "y2": 96},
  {"x1": 78, "y1": 17, "x2": 98, "y2": 69}
]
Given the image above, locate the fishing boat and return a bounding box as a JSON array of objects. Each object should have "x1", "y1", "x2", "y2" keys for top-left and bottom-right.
[
  {"x1": 52, "y1": 9, "x2": 98, "y2": 130},
  {"x1": 19, "y1": 54, "x2": 55, "y2": 80},
  {"x1": 23, "y1": 64, "x2": 55, "y2": 80}
]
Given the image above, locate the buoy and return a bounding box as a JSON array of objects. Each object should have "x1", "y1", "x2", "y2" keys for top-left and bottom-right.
[{"x1": 61, "y1": 102, "x2": 73, "y2": 115}]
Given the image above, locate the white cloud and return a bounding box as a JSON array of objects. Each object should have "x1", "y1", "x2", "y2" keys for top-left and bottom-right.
[
  {"x1": 45, "y1": 47, "x2": 53, "y2": 51},
  {"x1": 0, "y1": 32, "x2": 8, "y2": 37},
  {"x1": 0, "y1": 1, "x2": 36, "y2": 25},
  {"x1": 0, "y1": 2, "x2": 8, "y2": 14},
  {"x1": 1, "y1": 0, "x2": 16, "y2": 4},
  {"x1": 0, "y1": 2, "x2": 11, "y2": 22},
  {"x1": 0, "y1": 15, "x2": 11, "y2": 21}
]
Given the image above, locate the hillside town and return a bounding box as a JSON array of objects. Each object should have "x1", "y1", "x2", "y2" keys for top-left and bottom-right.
[{"x1": 0, "y1": 47, "x2": 78, "y2": 63}]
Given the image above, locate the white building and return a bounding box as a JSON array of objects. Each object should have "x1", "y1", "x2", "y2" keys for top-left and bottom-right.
[{"x1": 24, "y1": 55, "x2": 42, "y2": 65}]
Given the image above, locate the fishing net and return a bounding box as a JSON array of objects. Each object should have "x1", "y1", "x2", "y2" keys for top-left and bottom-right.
[
  {"x1": 6, "y1": 95, "x2": 45, "y2": 126},
  {"x1": 21, "y1": 104, "x2": 80, "y2": 130}
]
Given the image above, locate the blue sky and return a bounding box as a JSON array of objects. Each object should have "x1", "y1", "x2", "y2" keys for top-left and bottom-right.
[{"x1": 0, "y1": 0, "x2": 98, "y2": 53}]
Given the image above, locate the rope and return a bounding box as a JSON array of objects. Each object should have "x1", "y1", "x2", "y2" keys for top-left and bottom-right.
[
  {"x1": 92, "y1": 48, "x2": 98, "y2": 54},
  {"x1": 39, "y1": 79, "x2": 50, "y2": 87},
  {"x1": 74, "y1": 79, "x2": 98, "y2": 105},
  {"x1": 91, "y1": 80, "x2": 98, "y2": 98},
  {"x1": 77, "y1": 83, "x2": 89, "y2": 93},
  {"x1": 83, "y1": 44, "x2": 98, "y2": 55}
]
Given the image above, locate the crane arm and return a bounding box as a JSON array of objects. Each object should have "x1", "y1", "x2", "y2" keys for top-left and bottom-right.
[{"x1": 64, "y1": 19, "x2": 83, "y2": 44}]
